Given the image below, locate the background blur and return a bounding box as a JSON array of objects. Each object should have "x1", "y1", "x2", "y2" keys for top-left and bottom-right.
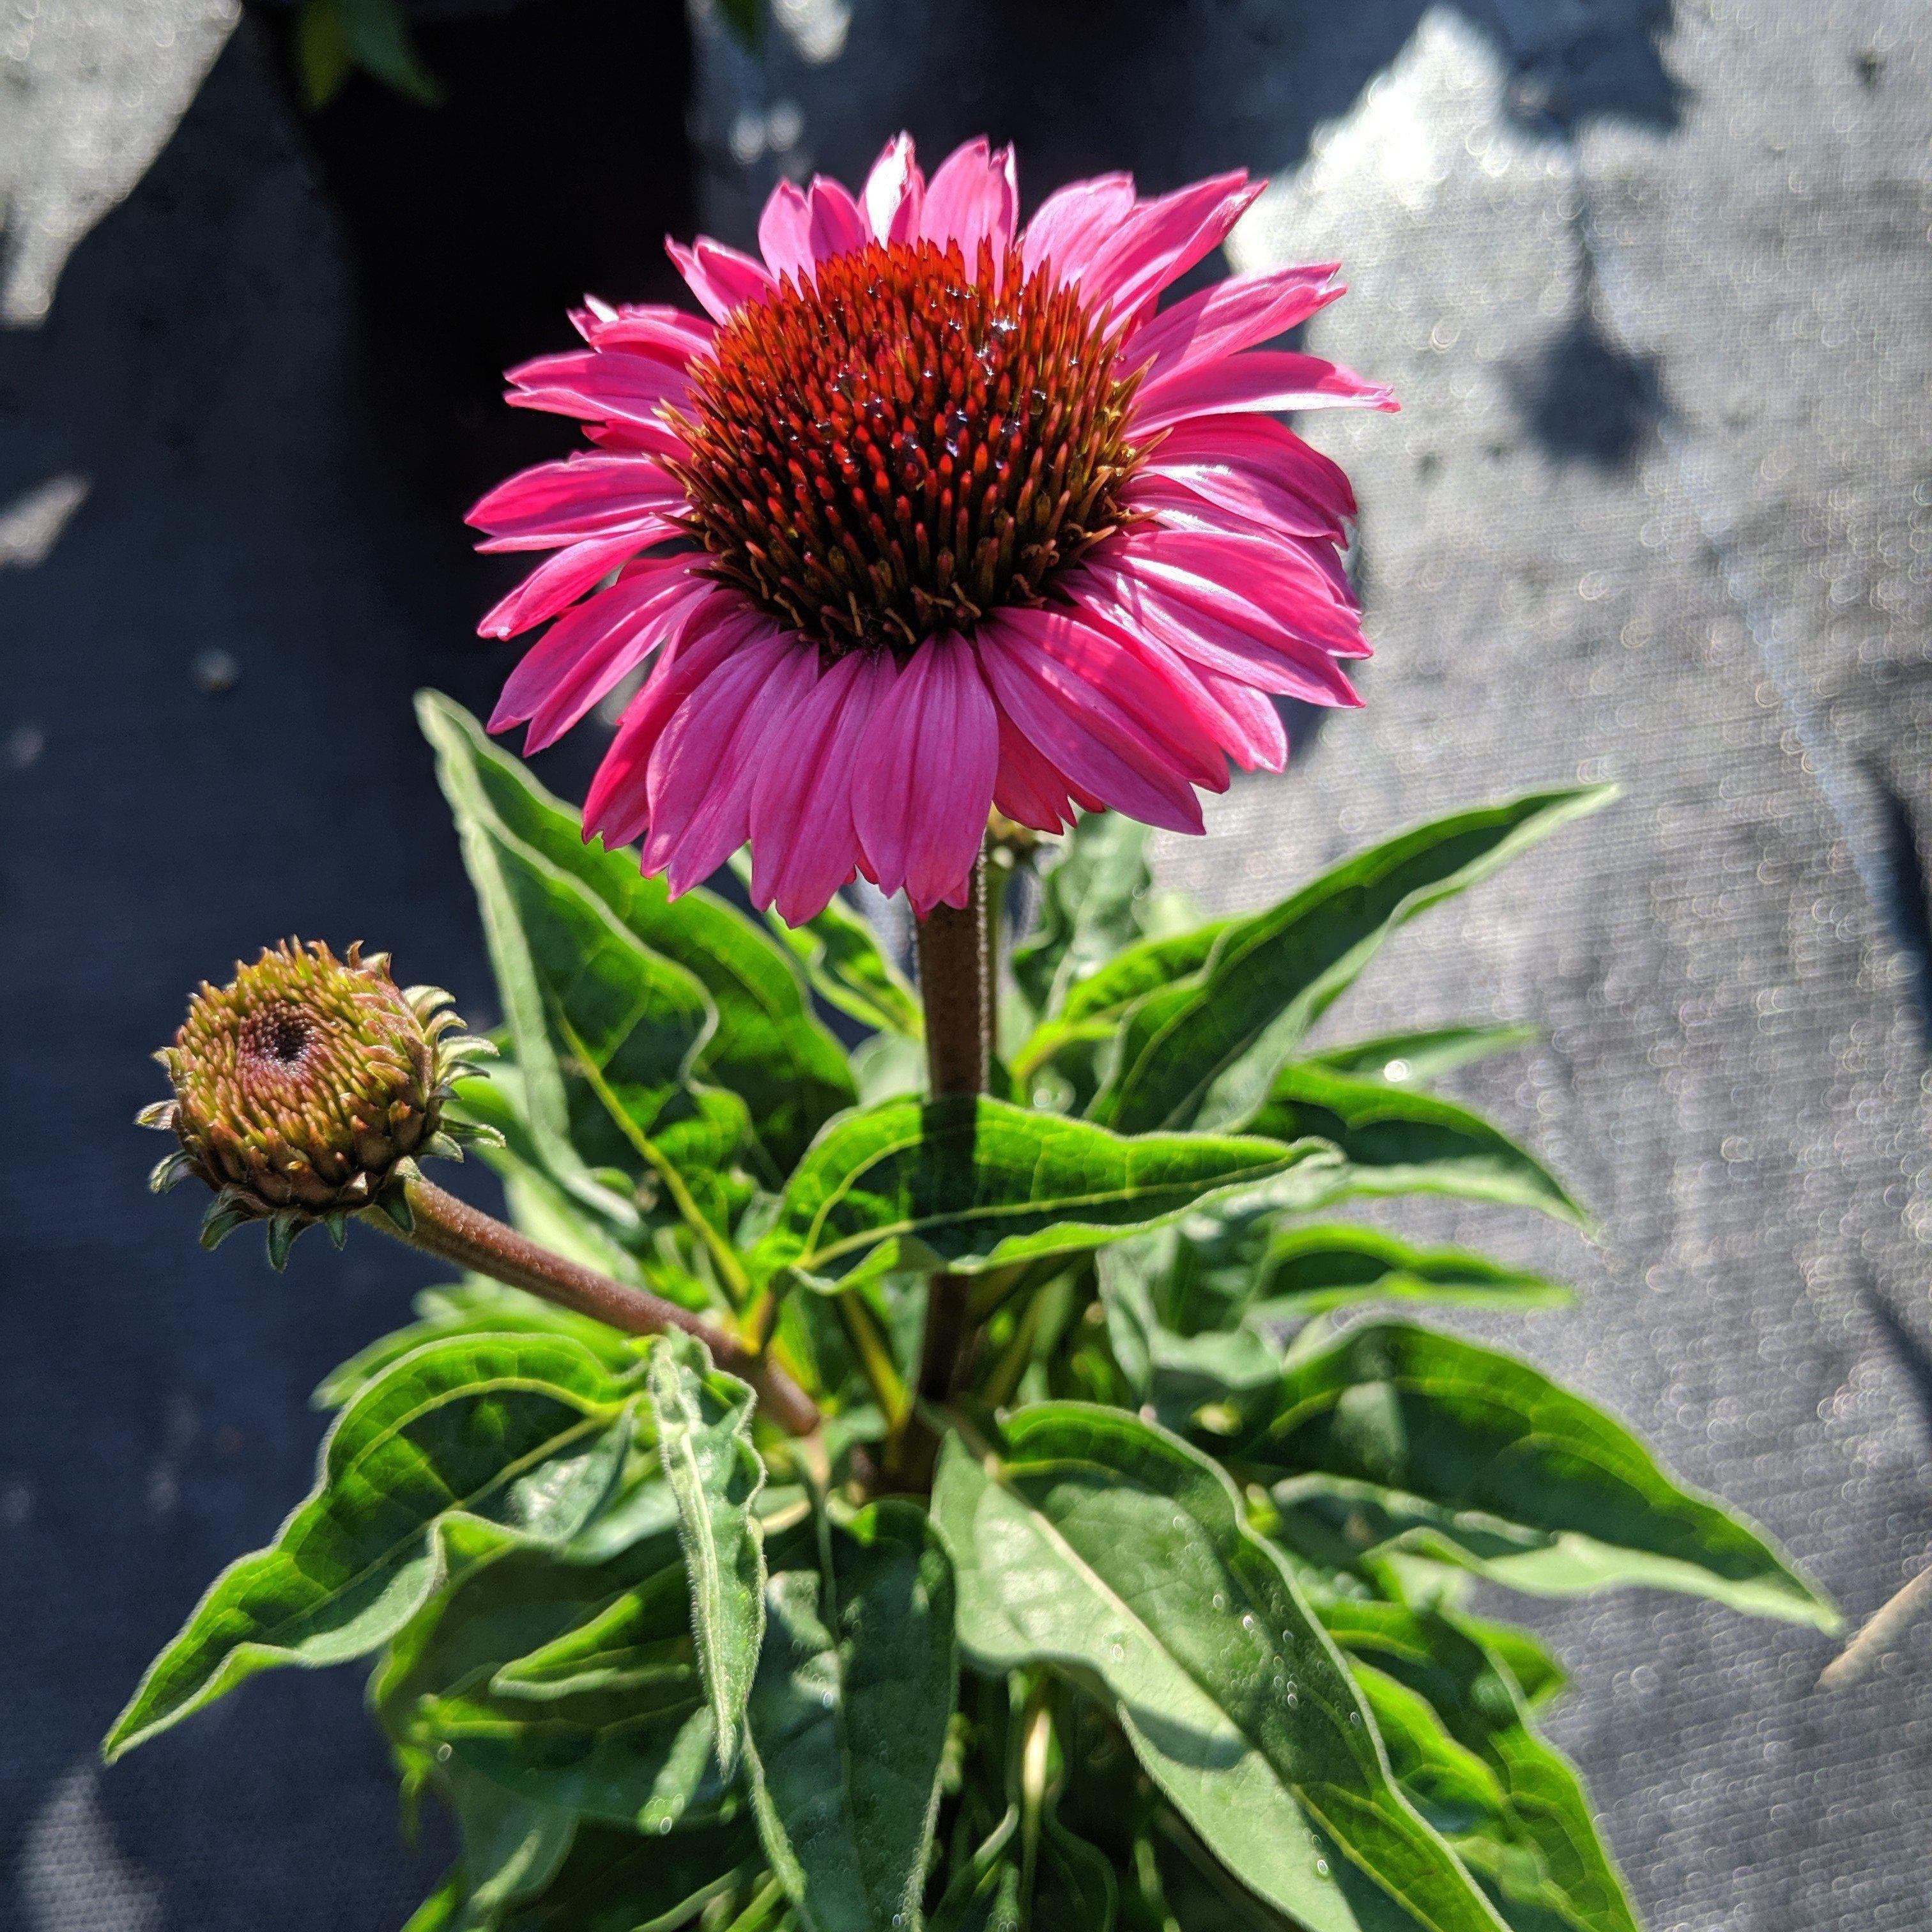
[{"x1": 3, "y1": 1, "x2": 1930, "y2": 1926}]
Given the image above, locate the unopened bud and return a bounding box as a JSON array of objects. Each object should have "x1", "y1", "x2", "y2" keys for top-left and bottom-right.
[{"x1": 140, "y1": 939, "x2": 499, "y2": 1268}]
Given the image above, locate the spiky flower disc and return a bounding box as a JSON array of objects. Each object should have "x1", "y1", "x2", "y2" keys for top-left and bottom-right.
[{"x1": 140, "y1": 939, "x2": 496, "y2": 1266}]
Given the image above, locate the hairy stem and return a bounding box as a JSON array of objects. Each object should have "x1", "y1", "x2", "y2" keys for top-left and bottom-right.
[
  {"x1": 369, "y1": 1174, "x2": 820, "y2": 1438},
  {"x1": 888, "y1": 852, "x2": 992, "y2": 1489}
]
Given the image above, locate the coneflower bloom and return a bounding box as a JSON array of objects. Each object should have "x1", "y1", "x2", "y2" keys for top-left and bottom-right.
[{"x1": 471, "y1": 135, "x2": 1394, "y2": 923}]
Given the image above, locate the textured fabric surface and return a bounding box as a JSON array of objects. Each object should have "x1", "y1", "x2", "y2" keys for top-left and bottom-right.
[{"x1": 4, "y1": 1, "x2": 1929, "y2": 1928}]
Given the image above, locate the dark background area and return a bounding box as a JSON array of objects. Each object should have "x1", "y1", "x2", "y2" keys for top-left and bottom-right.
[{"x1": 3, "y1": 1, "x2": 1929, "y2": 1926}]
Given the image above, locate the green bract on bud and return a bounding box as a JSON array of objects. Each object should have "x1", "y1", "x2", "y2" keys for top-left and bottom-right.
[{"x1": 138, "y1": 939, "x2": 500, "y2": 1268}]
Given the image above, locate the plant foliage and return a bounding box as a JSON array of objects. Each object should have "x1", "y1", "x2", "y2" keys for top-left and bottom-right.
[{"x1": 108, "y1": 696, "x2": 1835, "y2": 1931}]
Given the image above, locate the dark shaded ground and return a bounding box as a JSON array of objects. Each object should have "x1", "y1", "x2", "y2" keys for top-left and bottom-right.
[{"x1": 4, "y1": 0, "x2": 1931, "y2": 1926}]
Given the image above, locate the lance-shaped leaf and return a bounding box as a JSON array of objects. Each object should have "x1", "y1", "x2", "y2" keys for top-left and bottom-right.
[
  {"x1": 753, "y1": 1094, "x2": 1335, "y2": 1292},
  {"x1": 1245, "y1": 1066, "x2": 1586, "y2": 1225},
  {"x1": 647, "y1": 1331, "x2": 766, "y2": 1778},
  {"x1": 1303, "y1": 1025, "x2": 1538, "y2": 1087},
  {"x1": 1013, "y1": 920, "x2": 1231, "y2": 1081},
  {"x1": 421, "y1": 691, "x2": 719, "y2": 1207},
  {"x1": 1254, "y1": 1228, "x2": 1571, "y2": 1322},
  {"x1": 1323, "y1": 1599, "x2": 1637, "y2": 1932},
  {"x1": 732, "y1": 853, "x2": 923, "y2": 1039},
  {"x1": 1093, "y1": 787, "x2": 1616, "y2": 1134},
  {"x1": 495, "y1": 1821, "x2": 755, "y2": 1931},
  {"x1": 422, "y1": 1558, "x2": 731, "y2": 1832},
  {"x1": 745, "y1": 1501, "x2": 957, "y2": 1932},
  {"x1": 105, "y1": 1335, "x2": 643, "y2": 1759},
  {"x1": 1239, "y1": 1324, "x2": 1836, "y2": 1628},
  {"x1": 422, "y1": 694, "x2": 854, "y2": 1177},
  {"x1": 933, "y1": 1407, "x2": 1507, "y2": 1932}
]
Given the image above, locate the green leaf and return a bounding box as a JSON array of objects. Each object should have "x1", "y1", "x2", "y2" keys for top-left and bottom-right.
[
  {"x1": 1254, "y1": 1229, "x2": 1572, "y2": 1321},
  {"x1": 422, "y1": 693, "x2": 853, "y2": 1181},
  {"x1": 105, "y1": 1336, "x2": 643, "y2": 1759},
  {"x1": 492, "y1": 1821, "x2": 753, "y2": 1929},
  {"x1": 1238, "y1": 1323, "x2": 1837, "y2": 1627},
  {"x1": 1094, "y1": 787, "x2": 1616, "y2": 1134},
  {"x1": 734, "y1": 854, "x2": 922, "y2": 1038},
  {"x1": 1013, "y1": 921, "x2": 1231, "y2": 1081},
  {"x1": 745, "y1": 1501, "x2": 957, "y2": 1931},
  {"x1": 339, "y1": 0, "x2": 443, "y2": 104},
  {"x1": 647, "y1": 1333, "x2": 767, "y2": 1779},
  {"x1": 1323, "y1": 1600, "x2": 1637, "y2": 1932},
  {"x1": 421, "y1": 693, "x2": 717, "y2": 1216},
  {"x1": 1303, "y1": 1026, "x2": 1538, "y2": 1087},
  {"x1": 313, "y1": 1282, "x2": 644, "y2": 1411},
  {"x1": 294, "y1": 0, "x2": 353, "y2": 108},
  {"x1": 934, "y1": 1406, "x2": 1507, "y2": 1932},
  {"x1": 753, "y1": 1094, "x2": 1336, "y2": 1291},
  {"x1": 1011, "y1": 812, "x2": 1195, "y2": 1021},
  {"x1": 1245, "y1": 1066, "x2": 1586, "y2": 1225},
  {"x1": 422, "y1": 1560, "x2": 730, "y2": 1832}
]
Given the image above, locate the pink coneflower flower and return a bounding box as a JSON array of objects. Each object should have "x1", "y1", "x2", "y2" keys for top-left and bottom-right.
[{"x1": 471, "y1": 135, "x2": 1395, "y2": 923}]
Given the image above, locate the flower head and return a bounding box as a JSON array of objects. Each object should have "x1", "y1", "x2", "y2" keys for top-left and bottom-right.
[
  {"x1": 473, "y1": 135, "x2": 1395, "y2": 924},
  {"x1": 141, "y1": 940, "x2": 496, "y2": 1267}
]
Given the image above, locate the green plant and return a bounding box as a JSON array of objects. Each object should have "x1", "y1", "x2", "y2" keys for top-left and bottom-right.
[{"x1": 108, "y1": 693, "x2": 1834, "y2": 1932}]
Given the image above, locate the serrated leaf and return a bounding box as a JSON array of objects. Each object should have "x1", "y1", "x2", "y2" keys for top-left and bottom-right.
[
  {"x1": 423, "y1": 695, "x2": 854, "y2": 1179},
  {"x1": 105, "y1": 1336, "x2": 643, "y2": 1759},
  {"x1": 1094, "y1": 787, "x2": 1616, "y2": 1134},
  {"x1": 647, "y1": 1332, "x2": 766, "y2": 1778},
  {"x1": 1245, "y1": 1066, "x2": 1586, "y2": 1225},
  {"x1": 1322, "y1": 1598, "x2": 1637, "y2": 1932},
  {"x1": 745, "y1": 1501, "x2": 957, "y2": 1932},
  {"x1": 1239, "y1": 1323, "x2": 1837, "y2": 1627},
  {"x1": 733, "y1": 853, "x2": 922, "y2": 1038},
  {"x1": 934, "y1": 1406, "x2": 1508, "y2": 1932},
  {"x1": 753, "y1": 1094, "x2": 1336, "y2": 1291},
  {"x1": 1303, "y1": 1025, "x2": 1538, "y2": 1087}
]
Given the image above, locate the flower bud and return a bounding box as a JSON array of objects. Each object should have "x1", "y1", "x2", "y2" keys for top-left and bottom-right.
[{"x1": 139, "y1": 939, "x2": 498, "y2": 1267}]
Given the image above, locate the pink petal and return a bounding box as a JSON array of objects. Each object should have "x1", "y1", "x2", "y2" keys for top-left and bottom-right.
[
  {"x1": 467, "y1": 454, "x2": 684, "y2": 550},
  {"x1": 524, "y1": 570, "x2": 718, "y2": 753},
  {"x1": 1081, "y1": 173, "x2": 1262, "y2": 319},
  {"x1": 1089, "y1": 612, "x2": 1289, "y2": 772},
  {"x1": 666, "y1": 236, "x2": 776, "y2": 323},
  {"x1": 1119, "y1": 527, "x2": 1366, "y2": 650},
  {"x1": 584, "y1": 418, "x2": 693, "y2": 463},
  {"x1": 1019, "y1": 172, "x2": 1136, "y2": 284},
  {"x1": 581, "y1": 305, "x2": 717, "y2": 362},
  {"x1": 1002, "y1": 604, "x2": 1228, "y2": 790},
  {"x1": 746, "y1": 652, "x2": 877, "y2": 923},
  {"x1": 852, "y1": 638, "x2": 998, "y2": 912},
  {"x1": 806, "y1": 176, "x2": 868, "y2": 264},
  {"x1": 505, "y1": 348, "x2": 692, "y2": 429},
  {"x1": 758, "y1": 180, "x2": 815, "y2": 286},
  {"x1": 1133, "y1": 349, "x2": 1397, "y2": 433},
  {"x1": 490, "y1": 557, "x2": 698, "y2": 730},
  {"x1": 862, "y1": 133, "x2": 924, "y2": 242},
  {"x1": 644, "y1": 636, "x2": 811, "y2": 891},
  {"x1": 1124, "y1": 264, "x2": 1344, "y2": 377},
  {"x1": 1137, "y1": 422, "x2": 1351, "y2": 540},
  {"x1": 920, "y1": 137, "x2": 1019, "y2": 278},
  {"x1": 1082, "y1": 557, "x2": 1364, "y2": 701},
  {"x1": 478, "y1": 530, "x2": 650, "y2": 639},
  {"x1": 992, "y1": 704, "x2": 1080, "y2": 832},
  {"x1": 585, "y1": 606, "x2": 770, "y2": 846},
  {"x1": 974, "y1": 615, "x2": 1207, "y2": 834}
]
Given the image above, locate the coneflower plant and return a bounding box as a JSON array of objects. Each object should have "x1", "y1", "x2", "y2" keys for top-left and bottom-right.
[{"x1": 106, "y1": 141, "x2": 1834, "y2": 1932}]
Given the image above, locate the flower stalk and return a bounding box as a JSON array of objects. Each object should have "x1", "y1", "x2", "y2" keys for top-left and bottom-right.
[
  {"x1": 885, "y1": 851, "x2": 992, "y2": 1489},
  {"x1": 366, "y1": 1172, "x2": 821, "y2": 1438}
]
